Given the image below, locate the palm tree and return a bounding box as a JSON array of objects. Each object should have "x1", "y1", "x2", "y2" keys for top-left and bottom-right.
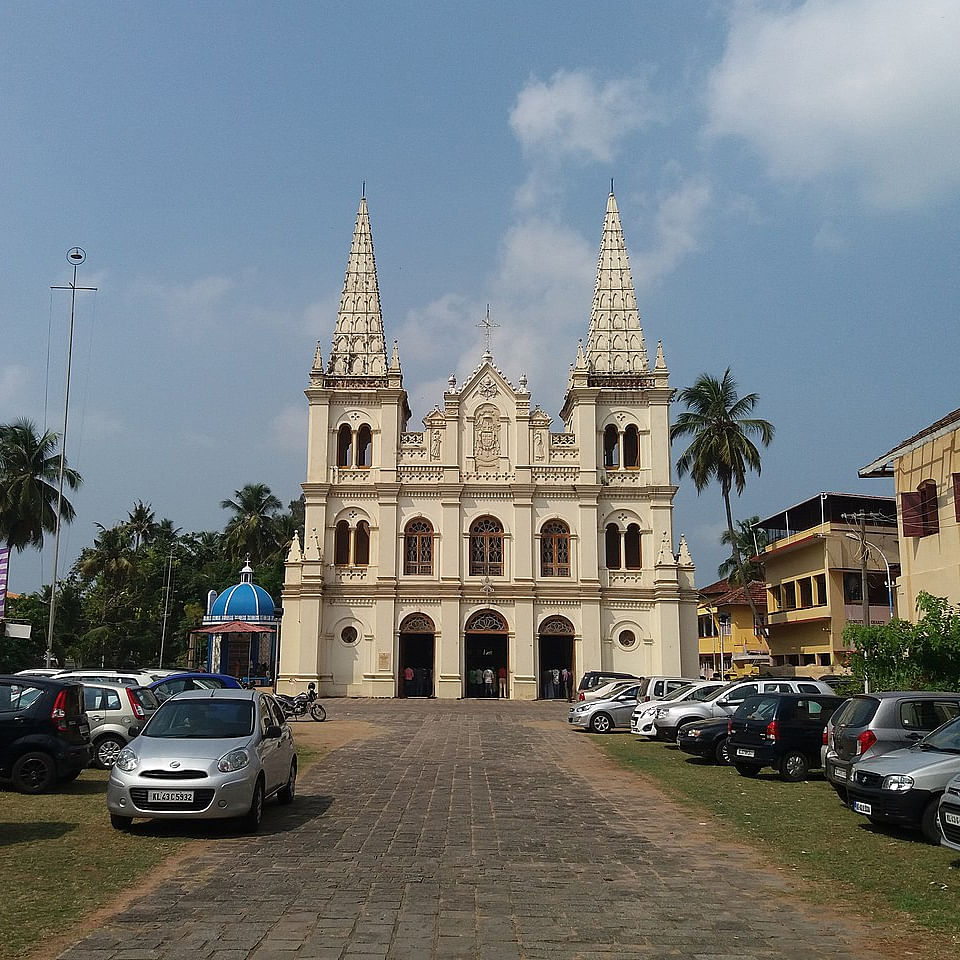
[
  {"x1": 671, "y1": 369, "x2": 774, "y2": 630},
  {"x1": 0, "y1": 418, "x2": 82, "y2": 551},
  {"x1": 126, "y1": 500, "x2": 158, "y2": 550},
  {"x1": 220, "y1": 483, "x2": 283, "y2": 564},
  {"x1": 79, "y1": 523, "x2": 136, "y2": 612},
  {"x1": 717, "y1": 516, "x2": 769, "y2": 585}
]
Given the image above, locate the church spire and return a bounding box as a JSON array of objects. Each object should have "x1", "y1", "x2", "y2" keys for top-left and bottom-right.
[
  {"x1": 326, "y1": 196, "x2": 388, "y2": 379},
  {"x1": 584, "y1": 190, "x2": 648, "y2": 375}
]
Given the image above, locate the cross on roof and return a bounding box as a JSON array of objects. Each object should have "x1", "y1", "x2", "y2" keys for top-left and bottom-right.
[{"x1": 476, "y1": 304, "x2": 499, "y2": 355}]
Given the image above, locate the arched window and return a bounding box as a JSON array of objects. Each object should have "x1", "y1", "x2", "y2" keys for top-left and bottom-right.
[
  {"x1": 470, "y1": 516, "x2": 504, "y2": 576},
  {"x1": 624, "y1": 523, "x2": 641, "y2": 569},
  {"x1": 334, "y1": 520, "x2": 351, "y2": 565},
  {"x1": 404, "y1": 518, "x2": 434, "y2": 576},
  {"x1": 540, "y1": 520, "x2": 571, "y2": 577},
  {"x1": 357, "y1": 424, "x2": 373, "y2": 468},
  {"x1": 603, "y1": 425, "x2": 619, "y2": 469},
  {"x1": 336, "y1": 424, "x2": 353, "y2": 467},
  {"x1": 354, "y1": 521, "x2": 370, "y2": 566},
  {"x1": 623, "y1": 425, "x2": 640, "y2": 469},
  {"x1": 605, "y1": 523, "x2": 621, "y2": 569}
]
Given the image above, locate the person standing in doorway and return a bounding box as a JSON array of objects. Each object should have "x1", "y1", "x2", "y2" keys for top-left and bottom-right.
[
  {"x1": 483, "y1": 666, "x2": 495, "y2": 698},
  {"x1": 498, "y1": 665, "x2": 507, "y2": 699},
  {"x1": 403, "y1": 664, "x2": 414, "y2": 697}
]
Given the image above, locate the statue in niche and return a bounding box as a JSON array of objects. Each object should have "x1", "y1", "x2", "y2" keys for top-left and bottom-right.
[
  {"x1": 430, "y1": 430, "x2": 441, "y2": 461},
  {"x1": 534, "y1": 430, "x2": 544, "y2": 462},
  {"x1": 474, "y1": 406, "x2": 500, "y2": 469}
]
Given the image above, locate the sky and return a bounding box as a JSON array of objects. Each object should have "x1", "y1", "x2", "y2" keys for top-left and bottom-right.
[{"x1": 2, "y1": 0, "x2": 959, "y2": 595}]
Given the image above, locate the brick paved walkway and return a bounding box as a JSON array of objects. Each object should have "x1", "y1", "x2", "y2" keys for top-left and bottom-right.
[{"x1": 58, "y1": 700, "x2": 895, "y2": 960}]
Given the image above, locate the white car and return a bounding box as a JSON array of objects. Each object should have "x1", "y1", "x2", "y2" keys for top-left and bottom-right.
[
  {"x1": 576, "y1": 679, "x2": 639, "y2": 704},
  {"x1": 631, "y1": 681, "x2": 724, "y2": 736}
]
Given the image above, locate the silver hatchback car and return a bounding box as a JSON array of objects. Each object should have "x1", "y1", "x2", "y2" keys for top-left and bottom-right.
[{"x1": 107, "y1": 688, "x2": 296, "y2": 832}]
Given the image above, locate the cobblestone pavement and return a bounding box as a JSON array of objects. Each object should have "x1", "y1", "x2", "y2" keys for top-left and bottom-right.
[{"x1": 58, "y1": 699, "x2": 897, "y2": 960}]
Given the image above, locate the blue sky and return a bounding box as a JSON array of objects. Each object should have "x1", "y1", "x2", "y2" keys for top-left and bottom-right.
[{"x1": 3, "y1": 0, "x2": 959, "y2": 594}]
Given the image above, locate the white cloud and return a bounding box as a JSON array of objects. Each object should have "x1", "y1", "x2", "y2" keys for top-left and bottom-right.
[
  {"x1": 136, "y1": 274, "x2": 235, "y2": 335},
  {"x1": 707, "y1": 0, "x2": 960, "y2": 209},
  {"x1": 270, "y1": 404, "x2": 306, "y2": 453}
]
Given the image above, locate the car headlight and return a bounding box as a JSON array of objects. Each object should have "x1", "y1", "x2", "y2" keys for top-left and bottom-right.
[
  {"x1": 685, "y1": 728, "x2": 702, "y2": 738},
  {"x1": 881, "y1": 774, "x2": 914, "y2": 792},
  {"x1": 218, "y1": 748, "x2": 250, "y2": 773},
  {"x1": 114, "y1": 747, "x2": 139, "y2": 772}
]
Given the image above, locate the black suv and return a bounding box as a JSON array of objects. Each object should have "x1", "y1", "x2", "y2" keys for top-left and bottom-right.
[
  {"x1": 0, "y1": 675, "x2": 92, "y2": 792},
  {"x1": 727, "y1": 692, "x2": 845, "y2": 781}
]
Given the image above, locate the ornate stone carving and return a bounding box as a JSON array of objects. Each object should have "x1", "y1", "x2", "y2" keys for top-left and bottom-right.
[
  {"x1": 534, "y1": 431, "x2": 544, "y2": 461},
  {"x1": 539, "y1": 615, "x2": 574, "y2": 634},
  {"x1": 478, "y1": 376, "x2": 498, "y2": 399},
  {"x1": 474, "y1": 406, "x2": 501, "y2": 469},
  {"x1": 430, "y1": 429, "x2": 441, "y2": 460}
]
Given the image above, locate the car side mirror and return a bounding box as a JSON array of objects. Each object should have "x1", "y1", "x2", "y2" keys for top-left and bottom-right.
[
  {"x1": 128, "y1": 725, "x2": 141, "y2": 738},
  {"x1": 265, "y1": 724, "x2": 283, "y2": 739}
]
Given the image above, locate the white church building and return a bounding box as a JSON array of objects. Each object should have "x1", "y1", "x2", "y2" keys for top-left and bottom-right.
[{"x1": 278, "y1": 191, "x2": 699, "y2": 699}]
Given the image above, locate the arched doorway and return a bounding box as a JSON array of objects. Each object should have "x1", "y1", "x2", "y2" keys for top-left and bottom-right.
[
  {"x1": 538, "y1": 615, "x2": 574, "y2": 700},
  {"x1": 398, "y1": 613, "x2": 435, "y2": 698},
  {"x1": 464, "y1": 609, "x2": 509, "y2": 698}
]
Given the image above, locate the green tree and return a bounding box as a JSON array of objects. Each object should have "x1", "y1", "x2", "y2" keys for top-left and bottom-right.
[
  {"x1": 0, "y1": 418, "x2": 82, "y2": 551},
  {"x1": 671, "y1": 369, "x2": 774, "y2": 629},
  {"x1": 220, "y1": 483, "x2": 283, "y2": 565},
  {"x1": 717, "y1": 516, "x2": 769, "y2": 585},
  {"x1": 126, "y1": 500, "x2": 159, "y2": 551}
]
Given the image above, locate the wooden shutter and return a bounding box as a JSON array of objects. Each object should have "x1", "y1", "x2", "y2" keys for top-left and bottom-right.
[
  {"x1": 920, "y1": 481, "x2": 939, "y2": 535},
  {"x1": 901, "y1": 492, "x2": 924, "y2": 537}
]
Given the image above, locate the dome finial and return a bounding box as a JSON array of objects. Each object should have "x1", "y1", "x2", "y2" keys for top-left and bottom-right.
[{"x1": 240, "y1": 558, "x2": 254, "y2": 583}]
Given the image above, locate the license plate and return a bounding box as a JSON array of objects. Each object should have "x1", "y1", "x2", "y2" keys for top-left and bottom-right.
[
  {"x1": 736, "y1": 748, "x2": 755, "y2": 758},
  {"x1": 832, "y1": 765, "x2": 848, "y2": 780},
  {"x1": 148, "y1": 790, "x2": 193, "y2": 803},
  {"x1": 945, "y1": 811, "x2": 960, "y2": 827},
  {"x1": 852, "y1": 800, "x2": 872, "y2": 815}
]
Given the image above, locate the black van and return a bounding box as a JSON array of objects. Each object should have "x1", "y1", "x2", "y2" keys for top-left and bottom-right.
[
  {"x1": 0, "y1": 675, "x2": 92, "y2": 792},
  {"x1": 727, "y1": 692, "x2": 845, "y2": 781}
]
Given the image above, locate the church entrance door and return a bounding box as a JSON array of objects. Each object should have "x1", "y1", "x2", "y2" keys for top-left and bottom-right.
[
  {"x1": 538, "y1": 616, "x2": 575, "y2": 700},
  {"x1": 464, "y1": 609, "x2": 509, "y2": 698},
  {"x1": 398, "y1": 614, "x2": 436, "y2": 698}
]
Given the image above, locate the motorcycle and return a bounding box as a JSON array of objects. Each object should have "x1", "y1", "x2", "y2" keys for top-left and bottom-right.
[{"x1": 276, "y1": 687, "x2": 326, "y2": 722}]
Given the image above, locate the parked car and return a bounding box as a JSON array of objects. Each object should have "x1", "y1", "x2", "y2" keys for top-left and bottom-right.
[
  {"x1": 148, "y1": 673, "x2": 242, "y2": 703},
  {"x1": 635, "y1": 676, "x2": 697, "y2": 703},
  {"x1": 653, "y1": 678, "x2": 835, "y2": 742},
  {"x1": 727, "y1": 693, "x2": 845, "y2": 781},
  {"x1": 938, "y1": 774, "x2": 960, "y2": 851},
  {"x1": 577, "y1": 678, "x2": 640, "y2": 704},
  {"x1": 15, "y1": 668, "x2": 64, "y2": 678},
  {"x1": 568, "y1": 681, "x2": 644, "y2": 732},
  {"x1": 58, "y1": 669, "x2": 160, "y2": 688},
  {"x1": 0, "y1": 675, "x2": 91, "y2": 792},
  {"x1": 631, "y1": 681, "x2": 724, "y2": 737},
  {"x1": 825, "y1": 692, "x2": 960, "y2": 799},
  {"x1": 847, "y1": 713, "x2": 960, "y2": 844},
  {"x1": 107, "y1": 688, "x2": 297, "y2": 831},
  {"x1": 677, "y1": 716, "x2": 734, "y2": 765},
  {"x1": 83, "y1": 682, "x2": 160, "y2": 768},
  {"x1": 576, "y1": 671, "x2": 639, "y2": 700}
]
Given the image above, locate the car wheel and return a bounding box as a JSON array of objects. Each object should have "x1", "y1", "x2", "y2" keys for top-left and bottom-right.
[
  {"x1": 11, "y1": 751, "x2": 57, "y2": 794},
  {"x1": 310, "y1": 703, "x2": 326, "y2": 722},
  {"x1": 589, "y1": 713, "x2": 613, "y2": 734},
  {"x1": 778, "y1": 751, "x2": 810, "y2": 782},
  {"x1": 278, "y1": 760, "x2": 297, "y2": 805},
  {"x1": 110, "y1": 814, "x2": 133, "y2": 831},
  {"x1": 241, "y1": 778, "x2": 264, "y2": 832},
  {"x1": 921, "y1": 797, "x2": 943, "y2": 845},
  {"x1": 734, "y1": 763, "x2": 760, "y2": 777},
  {"x1": 93, "y1": 735, "x2": 126, "y2": 769},
  {"x1": 714, "y1": 737, "x2": 731, "y2": 766}
]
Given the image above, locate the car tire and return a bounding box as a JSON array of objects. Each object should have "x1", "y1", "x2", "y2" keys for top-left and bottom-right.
[
  {"x1": 241, "y1": 778, "x2": 265, "y2": 833},
  {"x1": 93, "y1": 735, "x2": 126, "y2": 770},
  {"x1": 278, "y1": 760, "x2": 297, "y2": 805},
  {"x1": 589, "y1": 713, "x2": 613, "y2": 734},
  {"x1": 11, "y1": 751, "x2": 57, "y2": 794},
  {"x1": 734, "y1": 763, "x2": 760, "y2": 777},
  {"x1": 310, "y1": 703, "x2": 326, "y2": 722},
  {"x1": 110, "y1": 814, "x2": 133, "y2": 831},
  {"x1": 714, "y1": 737, "x2": 731, "y2": 765},
  {"x1": 778, "y1": 751, "x2": 810, "y2": 782},
  {"x1": 921, "y1": 797, "x2": 943, "y2": 845}
]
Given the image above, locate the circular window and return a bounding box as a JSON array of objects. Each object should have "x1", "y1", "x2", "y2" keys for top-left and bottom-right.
[
  {"x1": 618, "y1": 629, "x2": 637, "y2": 649},
  {"x1": 340, "y1": 625, "x2": 359, "y2": 645}
]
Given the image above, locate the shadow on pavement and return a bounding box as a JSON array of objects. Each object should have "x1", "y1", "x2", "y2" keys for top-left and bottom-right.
[{"x1": 0, "y1": 820, "x2": 76, "y2": 846}]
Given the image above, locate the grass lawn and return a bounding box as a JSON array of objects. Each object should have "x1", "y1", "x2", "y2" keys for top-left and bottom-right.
[
  {"x1": 0, "y1": 746, "x2": 322, "y2": 960},
  {"x1": 597, "y1": 734, "x2": 960, "y2": 946}
]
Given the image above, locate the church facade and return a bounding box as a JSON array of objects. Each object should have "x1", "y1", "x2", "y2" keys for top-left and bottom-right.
[{"x1": 278, "y1": 192, "x2": 699, "y2": 699}]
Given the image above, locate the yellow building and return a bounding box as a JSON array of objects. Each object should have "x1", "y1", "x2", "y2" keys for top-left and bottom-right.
[
  {"x1": 755, "y1": 493, "x2": 899, "y2": 676},
  {"x1": 697, "y1": 579, "x2": 769, "y2": 678},
  {"x1": 860, "y1": 407, "x2": 960, "y2": 617}
]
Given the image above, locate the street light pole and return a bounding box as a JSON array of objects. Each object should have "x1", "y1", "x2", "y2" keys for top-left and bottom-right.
[
  {"x1": 45, "y1": 249, "x2": 97, "y2": 668},
  {"x1": 159, "y1": 546, "x2": 175, "y2": 668}
]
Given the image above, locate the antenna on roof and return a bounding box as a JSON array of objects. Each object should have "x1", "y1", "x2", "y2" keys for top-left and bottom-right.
[
  {"x1": 361, "y1": 180, "x2": 365, "y2": 198},
  {"x1": 610, "y1": 177, "x2": 614, "y2": 195}
]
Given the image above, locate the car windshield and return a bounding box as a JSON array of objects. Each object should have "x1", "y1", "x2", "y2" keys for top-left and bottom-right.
[
  {"x1": 133, "y1": 687, "x2": 160, "y2": 710},
  {"x1": 660, "y1": 683, "x2": 697, "y2": 702},
  {"x1": 688, "y1": 684, "x2": 723, "y2": 702},
  {"x1": 193, "y1": 677, "x2": 226, "y2": 689},
  {"x1": 833, "y1": 696, "x2": 879, "y2": 728},
  {"x1": 734, "y1": 695, "x2": 778, "y2": 721},
  {"x1": 918, "y1": 717, "x2": 960, "y2": 754},
  {"x1": 144, "y1": 699, "x2": 254, "y2": 739}
]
